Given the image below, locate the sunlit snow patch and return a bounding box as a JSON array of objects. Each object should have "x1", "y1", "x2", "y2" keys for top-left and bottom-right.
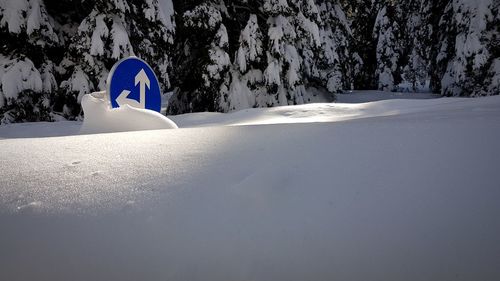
[{"x1": 80, "y1": 91, "x2": 178, "y2": 134}]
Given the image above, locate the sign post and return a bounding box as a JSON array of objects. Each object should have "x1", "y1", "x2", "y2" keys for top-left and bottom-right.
[{"x1": 107, "y1": 57, "x2": 162, "y2": 113}]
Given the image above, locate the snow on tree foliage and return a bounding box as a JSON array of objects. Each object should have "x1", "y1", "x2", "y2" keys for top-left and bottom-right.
[
  {"x1": 1, "y1": 0, "x2": 500, "y2": 121},
  {"x1": 236, "y1": 14, "x2": 263, "y2": 74},
  {"x1": 399, "y1": 0, "x2": 429, "y2": 92},
  {"x1": 169, "y1": 0, "x2": 359, "y2": 114},
  {"x1": 1, "y1": 0, "x2": 174, "y2": 122},
  {"x1": 0, "y1": 55, "x2": 42, "y2": 102},
  {"x1": 131, "y1": 0, "x2": 175, "y2": 91},
  {"x1": 338, "y1": 0, "x2": 380, "y2": 90},
  {"x1": 222, "y1": 14, "x2": 264, "y2": 111},
  {"x1": 40, "y1": 61, "x2": 58, "y2": 94},
  {"x1": 435, "y1": 0, "x2": 499, "y2": 96},
  {"x1": 373, "y1": 4, "x2": 402, "y2": 92},
  {"x1": 0, "y1": 0, "x2": 59, "y2": 123},
  {"x1": 0, "y1": 0, "x2": 58, "y2": 45},
  {"x1": 167, "y1": 0, "x2": 231, "y2": 113},
  {"x1": 317, "y1": 0, "x2": 361, "y2": 93},
  {"x1": 57, "y1": 0, "x2": 135, "y2": 117},
  {"x1": 0, "y1": 55, "x2": 52, "y2": 123}
]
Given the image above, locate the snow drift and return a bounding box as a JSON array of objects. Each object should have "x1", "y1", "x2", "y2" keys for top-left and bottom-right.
[
  {"x1": 0, "y1": 94, "x2": 500, "y2": 281},
  {"x1": 79, "y1": 91, "x2": 177, "y2": 134}
]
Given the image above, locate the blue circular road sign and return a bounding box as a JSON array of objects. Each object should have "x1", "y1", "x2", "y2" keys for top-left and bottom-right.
[{"x1": 107, "y1": 57, "x2": 162, "y2": 113}]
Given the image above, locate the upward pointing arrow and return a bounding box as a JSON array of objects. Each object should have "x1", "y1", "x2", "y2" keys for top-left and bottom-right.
[{"x1": 135, "y1": 69, "x2": 150, "y2": 109}]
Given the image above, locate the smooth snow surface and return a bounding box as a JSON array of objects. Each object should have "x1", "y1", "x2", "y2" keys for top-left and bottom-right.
[
  {"x1": 170, "y1": 91, "x2": 444, "y2": 127},
  {"x1": 1, "y1": 94, "x2": 500, "y2": 281},
  {"x1": 79, "y1": 92, "x2": 178, "y2": 134}
]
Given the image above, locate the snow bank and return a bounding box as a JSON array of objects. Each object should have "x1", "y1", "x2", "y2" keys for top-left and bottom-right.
[
  {"x1": 170, "y1": 91, "x2": 448, "y2": 128},
  {"x1": 0, "y1": 91, "x2": 475, "y2": 138},
  {"x1": 1, "y1": 95, "x2": 500, "y2": 281},
  {"x1": 0, "y1": 121, "x2": 81, "y2": 139},
  {"x1": 79, "y1": 91, "x2": 177, "y2": 134},
  {"x1": 1, "y1": 97, "x2": 500, "y2": 281}
]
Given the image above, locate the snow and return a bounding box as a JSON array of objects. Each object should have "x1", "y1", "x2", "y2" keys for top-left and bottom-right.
[
  {"x1": 396, "y1": 79, "x2": 430, "y2": 93},
  {"x1": 89, "y1": 14, "x2": 109, "y2": 56},
  {"x1": 336, "y1": 90, "x2": 438, "y2": 104},
  {"x1": 112, "y1": 0, "x2": 130, "y2": 13},
  {"x1": 0, "y1": 120, "x2": 80, "y2": 138},
  {"x1": 201, "y1": 25, "x2": 230, "y2": 87},
  {"x1": 264, "y1": 59, "x2": 281, "y2": 86},
  {"x1": 267, "y1": 15, "x2": 296, "y2": 54},
  {"x1": 170, "y1": 92, "x2": 454, "y2": 128},
  {"x1": 0, "y1": 55, "x2": 43, "y2": 102},
  {"x1": 237, "y1": 14, "x2": 263, "y2": 73},
  {"x1": 489, "y1": 58, "x2": 500, "y2": 93},
  {"x1": 158, "y1": 0, "x2": 175, "y2": 35},
  {"x1": 326, "y1": 71, "x2": 342, "y2": 93},
  {"x1": 26, "y1": 0, "x2": 42, "y2": 35},
  {"x1": 320, "y1": 25, "x2": 339, "y2": 64},
  {"x1": 205, "y1": 47, "x2": 230, "y2": 85},
  {"x1": 215, "y1": 24, "x2": 228, "y2": 48},
  {"x1": 111, "y1": 17, "x2": 134, "y2": 59},
  {"x1": 225, "y1": 71, "x2": 254, "y2": 111},
  {"x1": 0, "y1": 0, "x2": 28, "y2": 33},
  {"x1": 183, "y1": 3, "x2": 222, "y2": 30},
  {"x1": 263, "y1": 0, "x2": 290, "y2": 15},
  {"x1": 1, "y1": 93, "x2": 500, "y2": 280},
  {"x1": 60, "y1": 66, "x2": 90, "y2": 103},
  {"x1": 439, "y1": 0, "x2": 496, "y2": 96},
  {"x1": 237, "y1": 47, "x2": 247, "y2": 73},
  {"x1": 267, "y1": 17, "x2": 285, "y2": 54},
  {"x1": 80, "y1": 92, "x2": 178, "y2": 134},
  {"x1": 0, "y1": 0, "x2": 58, "y2": 44},
  {"x1": 40, "y1": 62, "x2": 58, "y2": 93},
  {"x1": 144, "y1": 0, "x2": 157, "y2": 21},
  {"x1": 284, "y1": 44, "x2": 301, "y2": 88},
  {"x1": 297, "y1": 11, "x2": 320, "y2": 47}
]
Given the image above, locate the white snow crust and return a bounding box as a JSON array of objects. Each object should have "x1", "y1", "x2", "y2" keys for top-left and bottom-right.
[
  {"x1": 0, "y1": 92, "x2": 499, "y2": 281},
  {"x1": 79, "y1": 92, "x2": 178, "y2": 134}
]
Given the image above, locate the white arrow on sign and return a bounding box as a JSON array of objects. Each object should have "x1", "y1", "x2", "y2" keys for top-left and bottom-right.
[
  {"x1": 116, "y1": 68, "x2": 150, "y2": 109},
  {"x1": 135, "y1": 69, "x2": 150, "y2": 109}
]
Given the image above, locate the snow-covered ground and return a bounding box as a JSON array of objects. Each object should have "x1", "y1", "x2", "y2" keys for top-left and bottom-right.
[
  {"x1": 336, "y1": 90, "x2": 439, "y2": 103},
  {"x1": 1, "y1": 92, "x2": 500, "y2": 281}
]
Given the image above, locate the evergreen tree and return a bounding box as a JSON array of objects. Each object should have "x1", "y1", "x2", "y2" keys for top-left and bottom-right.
[
  {"x1": 57, "y1": 0, "x2": 134, "y2": 117},
  {"x1": 54, "y1": 0, "x2": 174, "y2": 118},
  {"x1": 2, "y1": 0, "x2": 500, "y2": 122},
  {"x1": 340, "y1": 0, "x2": 381, "y2": 89},
  {"x1": 169, "y1": 0, "x2": 356, "y2": 114},
  {"x1": 399, "y1": 0, "x2": 429, "y2": 92},
  {"x1": 417, "y1": 0, "x2": 448, "y2": 93},
  {"x1": 317, "y1": 0, "x2": 361, "y2": 93},
  {"x1": 373, "y1": 2, "x2": 401, "y2": 91},
  {"x1": 222, "y1": 13, "x2": 265, "y2": 111},
  {"x1": 130, "y1": 0, "x2": 175, "y2": 93},
  {"x1": 435, "y1": 0, "x2": 499, "y2": 96},
  {"x1": 260, "y1": 0, "x2": 310, "y2": 106},
  {"x1": 1, "y1": 0, "x2": 174, "y2": 121},
  {"x1": 168, "y1": 0, "x2": 231, "y2": 114},
  {"x1": 487, "y1": 2, "x2": 499, "y2": 95},
  {"x1": 0, "y1": 0, "x2": 59, "y2": 123},
  {"x1": 372, "y1": 0, "x2": 432, "y2": 92}
]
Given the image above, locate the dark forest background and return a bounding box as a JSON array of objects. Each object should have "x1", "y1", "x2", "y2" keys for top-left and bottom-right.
[{"x1": 0, "y1": 0, "x2": 498, "y2": 123}]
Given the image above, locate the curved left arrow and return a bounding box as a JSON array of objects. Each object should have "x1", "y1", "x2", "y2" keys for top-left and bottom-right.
[{"x1": 116, "y1": 90, "x2": 142, "y2": 108}]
